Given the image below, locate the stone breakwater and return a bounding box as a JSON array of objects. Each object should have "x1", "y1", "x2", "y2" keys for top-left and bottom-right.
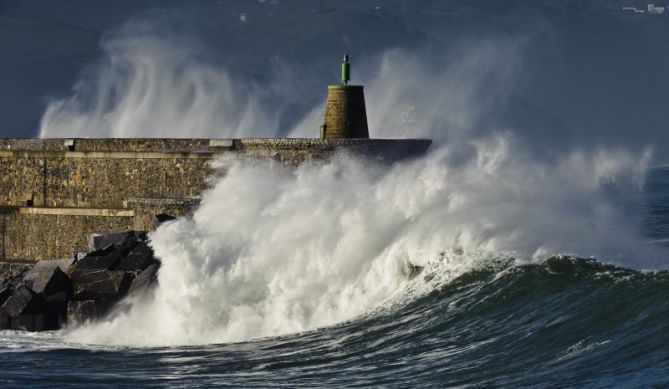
[
  {"x1": 0, "y1": 230, "x2": 159, "y2": 331},
  {"x1": 0, "y1": 227, "x2": 424, "y2": 332},
  {"x1": 0, "y1": 262, "x2": 32, "y2": 290},
  {"x1": 0, "y1": 138, "x2": 431, "y2": 262}
]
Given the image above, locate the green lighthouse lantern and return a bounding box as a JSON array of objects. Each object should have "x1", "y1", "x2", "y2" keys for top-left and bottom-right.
[{"x1": 341, "y1": 54, "x2": 350, "y2": 85}]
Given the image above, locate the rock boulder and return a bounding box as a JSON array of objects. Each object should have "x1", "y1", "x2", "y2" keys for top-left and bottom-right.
[
  {"x1": 22, "y1": 259, "x2": 73, "y2": 301},
  {"x1": 67, "y1": 300, "x2": 97, "y2": 326},
  {"x1": 154, "y1": 213, "x2": 176, "y2": 228},
  {"x1": 71, "y1": 269, "x2": 132, "y2": 302},
  {"x1": 2, "y1": 286, "x2": 45, "y2": 317},
  {"x1": 0, "y1": 308, "x2": 8, "y2": 329},
  {"x1": 116, "y1": 242, "x2": 156, "y2": 273},
  {"x1": 128, "y1": 263, "x2": 160, "y2": 295},
  {"x1": 0, "y1": 287, "x2": 11, "y2": 306},
  {"x1": 1, "y1": 285, "x2": 59, "y2": 331},
  {"x1": 74, "y1": 246, "x2": 124, "y2": 271}
]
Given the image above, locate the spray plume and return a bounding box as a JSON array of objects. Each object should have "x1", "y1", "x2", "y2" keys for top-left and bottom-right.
[{"x1": 40, "y1": 24, "x2": 657, "y2": 346}]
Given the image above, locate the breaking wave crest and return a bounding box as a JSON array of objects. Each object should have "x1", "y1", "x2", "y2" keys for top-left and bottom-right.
[
  {"x1": 5, "y1": 255, "x2": 669, "y2": 386},
  {"x1": 67, "y1": 137, "x2": 655, "y2": 346},
  {"x1": 38, "y1": 21, "x2": 659, "y2": 347}
]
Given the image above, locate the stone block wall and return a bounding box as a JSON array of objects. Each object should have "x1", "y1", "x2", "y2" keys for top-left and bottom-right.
[
  {"x1": 321, "y1": 85, "x2": 369, "y2": 139},
  {"x1": 0, "y1": 139, "x2": 229, "y2": 208},
  {"x1": 1, "y1": 208, "x2": 135, "y2": 261},
  {"x1": 41, "y1": 156, "x2": 213, "y2": 208},
  {"x1": 0, "y1": 138, "x2": 430, "y2": 262},
  {"x1": 0, "y1": 139, "x2": 234, "y2": 261},
  {"x1": 0, "y1": 155, "x2": 215, "y2": 208}
]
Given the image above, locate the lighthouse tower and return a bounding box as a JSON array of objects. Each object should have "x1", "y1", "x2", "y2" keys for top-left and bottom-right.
[{"x1": 320, "y1": 55, "x2": 370, "y2": 139}]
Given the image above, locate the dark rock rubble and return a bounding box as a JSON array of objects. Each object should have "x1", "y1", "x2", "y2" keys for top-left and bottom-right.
[{"x1": 0, "y1": 231, "x2": 160, "y2": 331}]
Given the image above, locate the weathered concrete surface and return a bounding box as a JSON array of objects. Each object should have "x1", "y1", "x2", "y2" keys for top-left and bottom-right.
[
  {"x1": 1, "y1": 210, "x2": 135, "y2": 261},
  {"x1": 321, "y1": 85, "x2": 369, "y2": 139},
  {"x1": 0, "y1": 152, "x2": 215, "y2": 208},
  {"x1": 0, "y1": 138, "x2": 232, "y2": 152},
  {"x1": 237, "y1": 138, "x2": 431, "y2": 164},
  {"x1": 0, "y1": 138, "x2": 431, "y2": 261}
]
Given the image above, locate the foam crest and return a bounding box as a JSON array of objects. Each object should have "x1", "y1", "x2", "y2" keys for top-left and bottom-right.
[
  {"x1": 46, "y1": 25, "x2": 657, "y2": 346},
  {"x1": 67, "y1": 134, "x2": 654, "y2": 346}
]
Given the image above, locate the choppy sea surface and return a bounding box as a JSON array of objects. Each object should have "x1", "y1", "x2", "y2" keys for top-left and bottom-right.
[{"x1": 1, "y1": 167, "x2": 669, "y2": 388}]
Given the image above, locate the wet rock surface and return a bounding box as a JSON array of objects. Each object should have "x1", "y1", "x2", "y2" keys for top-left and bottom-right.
[
  {"x1": 2, "y1": 285, "x2": 44, "y2": 318},
  {"x1": 23, "y1": 259, "x2": 74, "y2": 301},
  {"x1": 128, "y1": 263, "x2": 160, "y2": 296},
  {"x1": 116, "y1": 242, "x2": 155, "y2": 272},
  {"x1": 154, "y1": 213, "x2": 176, "y2": 228},
  {"x1": 0, "y1": 287, "x2": 12, "y2": 306},
  {"x1": 0, "y1": 230, "x2": 160, "y2": 331},
  {"x1": 0, "y1": 263, "x2": 33, "y2": 290},
  {"x1": 72, "y1": 270, "x2": 131, "y2": 301},
  {"x1": 67, "y1": 300, "x2": 97, "y2": 326}
]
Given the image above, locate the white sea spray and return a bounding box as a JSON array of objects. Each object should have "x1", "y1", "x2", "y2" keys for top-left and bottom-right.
[
  {"x1": 42, "y1": 22, "x2": 657, "y2": 346},
  {"x1": 67, "y1": 139, "x2": 652, "y2": 346}
]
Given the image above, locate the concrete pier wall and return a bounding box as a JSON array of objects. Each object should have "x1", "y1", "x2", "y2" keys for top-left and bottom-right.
[{"x1": 0, "y1": 138, "x2": 430, "y2": 261}]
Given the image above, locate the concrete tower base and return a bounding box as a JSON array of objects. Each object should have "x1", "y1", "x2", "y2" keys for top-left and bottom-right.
[{"x1": 321, "y1": 85, "x2": 369, "y2": 139}]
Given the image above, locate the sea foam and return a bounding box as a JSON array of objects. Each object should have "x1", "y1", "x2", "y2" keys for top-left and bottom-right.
[{"x1": 42, "y1": 23, "x2": 656, "y2": 346}]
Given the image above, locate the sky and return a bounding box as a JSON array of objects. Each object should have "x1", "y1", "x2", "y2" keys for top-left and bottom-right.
[{"x1": 1, "y1": 0, "x2": 668, "y2": 163}]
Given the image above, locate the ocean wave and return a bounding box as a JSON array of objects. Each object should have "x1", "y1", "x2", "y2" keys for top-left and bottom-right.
[{"x1": 3, "y1": 256, "x2": 669, "y2": 387}]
